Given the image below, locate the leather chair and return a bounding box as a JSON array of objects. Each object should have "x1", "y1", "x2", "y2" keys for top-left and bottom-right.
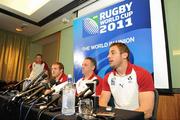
[{"x1": 150, "y1": 89, "x2": 159, "y2": 120}]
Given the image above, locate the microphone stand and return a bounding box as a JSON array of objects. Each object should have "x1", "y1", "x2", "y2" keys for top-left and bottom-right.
[
  {"x1": 11, "y1": 85, "x2": 42, "y2": 101},
  {"x1": 3, "y1": 79, "x2": 26, "y2": 95},
  {"x1": 22, "y1": 70, "x2": 45, "y2": 92},
  {"x1": 39, "y1": 95, "x2": 61, "y2": 110},
  {"x1": 28, "y1": 74, "x2": 48, "y2": 90},
  {"x1": 25, "y1": 86, "x2": 46, "y2": 100}
]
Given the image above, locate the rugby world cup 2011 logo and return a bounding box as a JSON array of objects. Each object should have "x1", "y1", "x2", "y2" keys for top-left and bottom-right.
[{"x1": 83, "y1": 15, "x2": 99, "y2": 37}]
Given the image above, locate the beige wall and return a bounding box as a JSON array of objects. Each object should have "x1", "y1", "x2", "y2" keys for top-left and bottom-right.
[
  {"x1": 28, "y1": 43, "x2": 42, "y2": 64},
  {"x1": 42, "y1": 41, "x2": 58, "y2": 67},
  {"x1": 42, "y1": 34, "x2": 60, "y2": 67},
  {"x1": 59, "y1": 27, "x2": 73, "y2": 76}
]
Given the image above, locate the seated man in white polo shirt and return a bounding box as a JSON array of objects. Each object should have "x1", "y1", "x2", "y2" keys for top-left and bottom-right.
[
  {"x1": 76, "y1": 57, "x2": 103, "y2": 96},
  {"x1": 99, "y1": 43, "x2": 154, "y2": 119}
]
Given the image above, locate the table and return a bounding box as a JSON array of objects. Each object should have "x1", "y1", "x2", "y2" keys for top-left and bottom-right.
[{"x1": 0, "y1": 94, "x2": 144, "y2": 120}]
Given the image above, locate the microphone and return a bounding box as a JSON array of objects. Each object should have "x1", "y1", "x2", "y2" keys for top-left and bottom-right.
[
  {"x1": 83, "y1": 89, "x2": 94, "y2": 98},
  {"x1": 77, "y1": 87, "x2": 90, "y2": 98},
  {"x1": 26, "y1": 86, "x2": 46, "y2": 100},
  {"x1": 28, "y1": 74, "x2": 48, "y2": 89},
  {"x1": 92, "y1": 79, "x2": 99, "y2": 94},
  {"x1": 17, "y1": 85, "x2": 43, "y2": 97},
  {"x1": 11, "y1": 85, "x2": 43, "y2": 101},
  {"x1": 49, "y1": 79, "x2": 57, "y2": 86},
  {"x1": 77, "y1": 85, "x2": 94, "y2": 99},
  {"x1": 51, "y1": 81, "x2": 68, "y2": 94},
  {"x1": 11, "y1": 80, "x2": 55, "y2": 101},
  {"x1": 27, "y1": 80, "x2": 67, "y2": 106},
  {"x1": 26, "y1": 82, "x2": 55, "y2": 100},
  {"x1": 13, "y1": 79, "x2": 27, "y2": 88},
  {"x1": 26, "y1": 79, "x2": 57, "y2": 103},
  {"x1": 27, "y1": 81, "x2": 57, "y2": 104},
  {"x1": 93, "y1": 79, "x2": 99, "y2": 86},
  {"x1": 3, "y1": 79, "x2": 26, "y2": 94},
  {"x1": 84, "y1": 79, "x2": 99, "y2": 97},
  {"x1": 22, "y1": 70, "x2": 46, "y2": 92},
  {"x1": 39, "y1": 94, "x2": 61, "y2": 110}
]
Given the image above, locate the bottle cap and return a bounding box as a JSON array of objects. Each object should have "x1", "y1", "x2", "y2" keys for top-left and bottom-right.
[{"x1": 68, "y1": 74, "x2": 72, "y2": 78}]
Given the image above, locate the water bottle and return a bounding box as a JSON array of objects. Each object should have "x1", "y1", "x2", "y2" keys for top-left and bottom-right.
[{"x1": 61, "y1": 74, "x2": 75, "y2": 115}]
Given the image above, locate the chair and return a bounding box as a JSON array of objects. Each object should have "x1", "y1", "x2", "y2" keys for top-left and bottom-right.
[
  {"x1": 150, "y1": 89, "x2": 159, "y2": 120},
  {"x1": 108, "y1": 95, "x2": 115, "y2": 108}
]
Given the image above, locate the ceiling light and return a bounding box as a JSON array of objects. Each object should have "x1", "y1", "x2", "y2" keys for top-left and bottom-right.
[
  {"x1": 62, "y1": 17, "x2": 70, "y2": 24},
  {"x1": 0, "y1": 0, "x2": 50, "y2": 15},
  {"x1": 15, "y1": 23, "x2": 28, "y2": 32},
  {"x1": 16, "y1": 28, "x2": 23, "y2": 32}
]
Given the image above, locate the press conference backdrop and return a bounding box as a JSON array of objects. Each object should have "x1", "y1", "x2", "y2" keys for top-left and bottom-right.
[{"x1": 73, "y1": 0, "x2": 171, "y2": 93}]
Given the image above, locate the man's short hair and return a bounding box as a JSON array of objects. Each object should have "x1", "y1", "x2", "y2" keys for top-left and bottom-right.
[
  {"x1": 110, "y1": 42, "x2": 130, "y2": 60},
  {"x1": 53, "y1": 62, "x2": 64, "y2": 71},
  {"x1": 35, "y1": 53, "x2": 42, "y2": 58},
  {"x1": 85, "y1": 57, "x2": 97, "y2": 70}
]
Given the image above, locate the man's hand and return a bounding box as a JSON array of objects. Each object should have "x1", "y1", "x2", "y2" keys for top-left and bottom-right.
[{"x1": 99, "y1": 90, "x2": 111, "y2": 107}]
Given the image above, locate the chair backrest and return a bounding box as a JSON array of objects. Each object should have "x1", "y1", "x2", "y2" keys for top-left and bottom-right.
[
  {"x1": 108, "y1": 95, "x2": 115, "y2": 108},
  {"x1": 150, "y1": 89, "x2": 159, "y2": 120}
]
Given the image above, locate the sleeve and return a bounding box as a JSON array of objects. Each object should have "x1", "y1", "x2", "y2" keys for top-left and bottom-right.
[
  {"x1": 28, "y1": 64, "x2": 32, "y2": 72},
  {"x1": 43, "y1": 62, "x2": 49, "y2": 71},
  {"x1": 95, "y1": 76, "x2": 103, "y2": 96},
  {"x1": 137, "y1": 69, "x2": 155, "y2": 92},
  {"x1": 102, "y1": 73, "x2": 111, "y2": 91}
]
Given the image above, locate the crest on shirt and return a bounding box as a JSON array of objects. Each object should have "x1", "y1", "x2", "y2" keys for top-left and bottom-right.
[
  {"x1": 111, "y1": 77, "x2": 115, "y2": 85},
  {"x1": 127, "y1": 76, "x2": 133, "y2": 83}
]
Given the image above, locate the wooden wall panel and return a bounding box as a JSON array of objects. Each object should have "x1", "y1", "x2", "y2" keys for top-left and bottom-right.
[
  {"x1": 175, "y1": 94, "x2": 180, "y2": 120},
  {"x1": 157, "y1": 94, "x2": 180, "y2": 120}
]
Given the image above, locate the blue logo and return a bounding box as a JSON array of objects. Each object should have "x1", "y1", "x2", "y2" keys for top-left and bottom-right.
[{"x1": 83, "y1": 15, "x2": 99, "y2": 37}]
